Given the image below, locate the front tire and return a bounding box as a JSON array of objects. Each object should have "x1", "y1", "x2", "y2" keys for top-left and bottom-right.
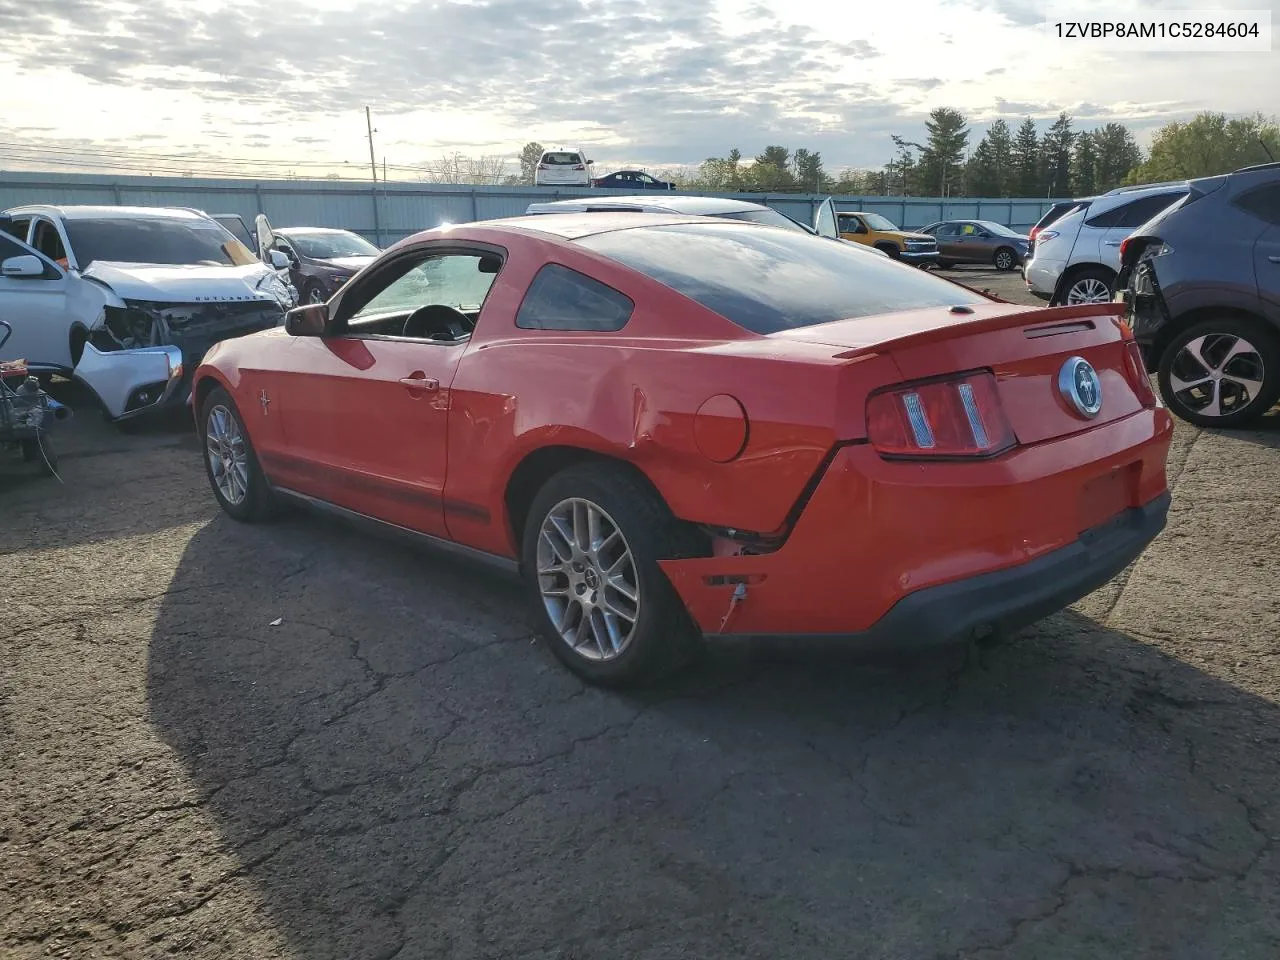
[
  {"x1": 521, "y1": 462, "x2": 705, "y2": 687},
  {"x1": 876, "y1": 243, "x2": 900, "y2": 259},
  {"x1": 200, "y1": 386, "x2": 277, "y2": 521},
  {"x1": 1156, "y1": 318, "x2": 1280, "y2": 428}
]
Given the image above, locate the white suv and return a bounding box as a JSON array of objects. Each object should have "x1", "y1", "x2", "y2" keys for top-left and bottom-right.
[
  {"x1": 1024, "y1": 181, "x2": 1188, "y2": 305},
  {"x1": 0, "y1": 205, "x2": 293, "y2": 421},
  {"x1": 534, "y1": 147, "x2": 593, "y2": 187}
]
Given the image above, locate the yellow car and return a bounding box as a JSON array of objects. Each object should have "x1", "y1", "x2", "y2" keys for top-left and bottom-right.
[{"x1": 837, "y1": 212, "x2": 939, "y2": 266}]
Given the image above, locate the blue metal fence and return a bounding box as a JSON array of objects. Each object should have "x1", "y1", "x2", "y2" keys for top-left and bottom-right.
[{"x1": 0, "y1": 170, "x2": 1068, "y2": 246}]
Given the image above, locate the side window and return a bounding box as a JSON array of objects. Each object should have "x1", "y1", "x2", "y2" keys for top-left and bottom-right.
[
  {"x1": 32, "y1": 219, "x2": 67, "y2": 263},
  {"x1": 516, "y1": 263, "x2": 634, "y2": 332},
  {"x1": 0, "y1": 233, "x2": 60, "y2": 279},
  {"x1": 348, "y1": 252, "x2": 499, "y2": 326},
  {"x1": 1234, "y1": 184, "x2": 1280, "y2": 226},
  {"x1": 1090, "y1": 192, "x2": 1184, "y2": 229},
  {"x1": 1, "y1": 217, "x2": 29, "y2": 241},
  {"x1": 935, "y1": 223, "x2": 959, "y2": 238}
]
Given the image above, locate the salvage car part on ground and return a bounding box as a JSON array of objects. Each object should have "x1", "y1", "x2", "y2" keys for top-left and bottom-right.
[{"x1": 0, "y1": 320, "x2": 69, "y2": 476}]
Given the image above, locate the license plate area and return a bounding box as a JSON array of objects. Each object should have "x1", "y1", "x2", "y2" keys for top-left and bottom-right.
[{"x1": 1078, "y1": 463, "x2": 1139, "y2": 533}]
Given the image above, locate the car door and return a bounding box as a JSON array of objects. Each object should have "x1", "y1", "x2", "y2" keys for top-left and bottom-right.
[
  {"x1": 1238, "y1": 184, "x2": 1280, "y2": 323},
  {"x1": 813, "y1": 197, "x2": 840, "y2": 240},
  {"x1": 0, "y1": 232, "x2": 74, "y2": 370},
  {"x1": 274, "y1": 244, "x2": 503, "y2": 538},
  {"x1": 932, "y1": 223, "x2": 962, "y2": 260}
]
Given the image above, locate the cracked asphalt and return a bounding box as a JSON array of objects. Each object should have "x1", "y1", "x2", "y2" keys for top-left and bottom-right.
[{"x1": 3, "y1": 269, "x2": 1280, "y2": 959}]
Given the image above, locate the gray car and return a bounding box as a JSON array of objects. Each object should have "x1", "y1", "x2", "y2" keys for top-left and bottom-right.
[
  {"x1": 1117, "y1": 161, "x2": 1280, "y2": 427},
  {"x1": 918, "y1": 219, "x2": 1030, "y2": 271}
]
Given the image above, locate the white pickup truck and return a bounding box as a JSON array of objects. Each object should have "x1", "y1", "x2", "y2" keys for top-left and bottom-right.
[{"x1": 0, "y1": 204, "x2": 295, "y2": 421}]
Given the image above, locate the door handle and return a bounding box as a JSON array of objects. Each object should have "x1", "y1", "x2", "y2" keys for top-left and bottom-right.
[
  {"x1": 1104, "y1": 240, "x2": 1122, "y2": 246},
  {"x1": 399, "y1": 373, "x2": 439, "y2": 392},
  {"x1": 1269, "y1": 256, "x2": 1280, "y2": 263}
]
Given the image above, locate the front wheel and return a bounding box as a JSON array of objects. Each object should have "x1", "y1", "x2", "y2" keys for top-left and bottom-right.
[
  {"x1": 521, "y1": 462, "x2": 705, "y2": 687},
  {"x1": 200, "y1": 386, "x2": 277, "y2": 521},
  {"x1": 1156, "y1": 318, "x2": 1280, "y2": 428}
]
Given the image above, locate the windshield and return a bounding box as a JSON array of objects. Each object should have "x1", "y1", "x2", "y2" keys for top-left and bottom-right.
[
  {"x1": 717, "y1": 208, "x2": 808, "y2": 232},
  {"x1": 63, "y1": 217, "x2": 258, "y2": 268},
  {"x1": 861, "y1": 213, "x2": 899, "y2": 231},
  {"x1": 975, "y1": 220, "x2": 1025, "y2": 238},
  {"x1": 576, "y1": 222, "x2": 986, "y2": 335},
  {"x1": 286, "y1": 231, "x2": 380, "y2": 260}
]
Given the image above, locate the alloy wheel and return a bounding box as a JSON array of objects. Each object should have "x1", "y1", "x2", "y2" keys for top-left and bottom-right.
[
  {"x1": 206, "y1": 404, "x2": 249, "y2": 504},
  {"x1": 1168, "y1": 333, "x2": 1266, "y2": 419},
  {"x1": 1066, "y1": 277, "x2": 1112, "y2": 304},
  {"x1": 995, "y1": 250, "x2": 1013, "y2": 270},
  {"x1": 536, "y1": 497, "x2": 640, "y2": 661}
]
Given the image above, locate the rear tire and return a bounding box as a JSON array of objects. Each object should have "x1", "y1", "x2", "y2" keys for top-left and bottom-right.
[
  {"x1": 1156, "y1": 317, "x2": 1280, "y2": 428},
  {"x1": 521, "y1": 462, "x2": 705, "y2": 687},
  {"x1": 199, "y1": 386, "x2": 277, "y2": 521},
  {"x1": 1057, "y1": 267, "x2": 1114, "y2": 306},
  {"x1": 993, "y1": 247, "x2": 1016, "y2": 271}
]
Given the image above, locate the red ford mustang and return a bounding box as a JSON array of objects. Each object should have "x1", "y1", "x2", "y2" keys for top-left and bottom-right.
[{"x1": 193, "y1": 212, "x2": 1174, "y2": 686}]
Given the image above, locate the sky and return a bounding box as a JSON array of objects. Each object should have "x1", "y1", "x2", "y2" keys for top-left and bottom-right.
[{"x1": 1, "y1": 0, "x2": 1275, "y2": 178}]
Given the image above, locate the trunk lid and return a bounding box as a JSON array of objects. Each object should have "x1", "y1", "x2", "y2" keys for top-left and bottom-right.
[{"x1": 776, "y1": 302, "x2": 1145, "y2": 444}]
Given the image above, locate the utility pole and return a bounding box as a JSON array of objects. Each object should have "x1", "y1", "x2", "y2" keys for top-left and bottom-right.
[
  {"x1": 365, "y1": 107, "x2": 383, "y2": 247},
  {"x1": 382, "y1": 156, "x2": 387, "y2": 181}
]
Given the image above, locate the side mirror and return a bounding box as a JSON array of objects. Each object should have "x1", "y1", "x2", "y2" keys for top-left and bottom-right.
[
  {"x1": 285, "y1": 303, "x2": 327, "y2": 337},
  {"x1": 268, "y1": 249, "x2": 291, "y2": 270},
  {"x1": 1, "y1": 255, "x2": 47, "y2": 278}
]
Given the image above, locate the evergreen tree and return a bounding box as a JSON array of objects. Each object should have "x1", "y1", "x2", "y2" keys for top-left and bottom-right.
[
  {"x1": 986, "y1": 119, "x2": 1014, "y2": 196},
  {"x1": 1040, "y1": 112, "x2": 1075, "y2": 196},
  {"x1": 1071, "y1": 131, "x2": 1098, "y2": 196},
  {"x1": 1010, "y1": 118, "x2": 1042, "y2": 195}
]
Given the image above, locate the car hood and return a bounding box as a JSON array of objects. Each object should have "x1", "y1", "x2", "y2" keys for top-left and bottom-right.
[
  {"x1": 82, "y1": 261, "x2": 293, "y2": 307},
  {"x1": 315, "y1": 255, "x2": 376, "y2": 273},
  {"x1": 897, "y1": 232, "x2": 936, "y2": 242}
]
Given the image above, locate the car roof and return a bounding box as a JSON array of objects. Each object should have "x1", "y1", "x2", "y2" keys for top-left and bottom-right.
[
  {"x1": 3, "y1": 204, "x2": 210, "y2": 221},
  {"x1": 425, "y1": 211, "x2": 765, "y2": 243},
  {"x1": 274, "y1": 226, "x2": 356, "y2": 235},
  {"x1": 525, "y1": 195, "x2": 771, "y2": 216}
]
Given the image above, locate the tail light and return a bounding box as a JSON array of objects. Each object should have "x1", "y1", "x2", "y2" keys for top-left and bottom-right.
[
  {"x1": 866, "y1": 370, "x2": 1017, "y2": 459},
  {"x1": 1119, "y1": 236, "x2": 1132, "y2": 262},
  {"x1": 573, "y1": 164, "x2": 585, "y2": 170},
  {"x1": 1123, "y1": 340, "x2": 1157, "y2": 408},
  {"x1": 538, "y1": 163, "x2": 549, "y2": 170},
  {"x1": 1036, "y1": 230, "x2": 1059, "y2": 244}
]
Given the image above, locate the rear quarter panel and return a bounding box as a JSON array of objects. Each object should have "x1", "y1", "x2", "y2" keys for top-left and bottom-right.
[{"x1": 436, "y1": 235, "x2": 899, "y2": 556}]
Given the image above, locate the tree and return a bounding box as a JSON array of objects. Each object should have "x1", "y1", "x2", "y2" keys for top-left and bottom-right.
[
  {"x1": 518, "y1": 141, "x2": 544, "y2": 185},
  {"x1": 793, "y1": 148, "x2": 827, "y2": 193},
  {"x1": 1010, "y1": 118, "x2": 1042, "y2": 196},
  {"x1": 923, "y1": 108, "x2": 970, "y2": 196},
  {"x1": 1129, "y1": 111, "x2": 1279, "y2": 183},
  {"x1": 1092, "y1": 123, "x2": 1143, "y2": 190},
  {"x1": 884, "y1": 141, "x2": 919, "y2": 196},
  {"x1": 750, "y1": 146, "x2": 795, "y2": 190},
  {"x1": 1040, "y1": 112, "x2": 1075, "y2": 197},
  {"x1": 966, "y1": 138, "x2": 1000, "y2": 196},
  {"x1": 986, "y1": 119, "x2": 1014, "y2": 196},
  {"x1": 1071, "y1": 131, "x2": 1098, "y2": 196}
]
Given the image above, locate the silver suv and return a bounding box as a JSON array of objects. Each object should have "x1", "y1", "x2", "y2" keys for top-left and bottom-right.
[{"x1": 1024, "y1": 181, "x2": 1188, "y2": 305}]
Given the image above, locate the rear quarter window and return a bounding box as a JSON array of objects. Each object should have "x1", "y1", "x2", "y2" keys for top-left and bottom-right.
[
  {"x1": 576, "y1": 222, "x2": 987, "y2": 335},
  {"x1": 516, "y1": 263, "x2": 634, "y2": 331},
  {"x1": 1233, "y1": 184, "x2": 1280, "y2": 226}
]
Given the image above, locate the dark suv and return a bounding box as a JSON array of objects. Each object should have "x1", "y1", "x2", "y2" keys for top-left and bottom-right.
[{"x1": 1118, "y1": 162, "x2": 1280, "y2": 427}]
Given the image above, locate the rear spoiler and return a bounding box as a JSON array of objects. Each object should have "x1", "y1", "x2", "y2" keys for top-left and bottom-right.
[{"x1": 831, "y1": 302, "x2": 1127, "y2": 360}]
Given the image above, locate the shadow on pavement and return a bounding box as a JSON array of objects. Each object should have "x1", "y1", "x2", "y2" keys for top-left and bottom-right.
[{"x1": 144, "y1": 514, "x2": 1280, "y2": 959}]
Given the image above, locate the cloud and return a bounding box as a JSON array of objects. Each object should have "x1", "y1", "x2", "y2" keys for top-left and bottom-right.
[{"x1": 1, "y1": 0, "x2": 1275, "y2": 173}]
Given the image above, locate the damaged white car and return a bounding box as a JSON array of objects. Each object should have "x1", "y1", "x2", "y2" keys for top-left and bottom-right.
[{"x1": 0, "y1": 205, "x2": 294, "y2": 421}]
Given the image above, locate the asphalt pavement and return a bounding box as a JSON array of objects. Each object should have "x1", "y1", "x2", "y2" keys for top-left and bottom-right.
[{"x1": 3, "y1": 267, "x2": 1279, "y2": 959}]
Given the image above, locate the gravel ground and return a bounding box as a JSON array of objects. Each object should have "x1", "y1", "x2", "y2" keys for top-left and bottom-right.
[{"x1": 3, "y1": 269, "x2": 1279, "y2": 959}]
